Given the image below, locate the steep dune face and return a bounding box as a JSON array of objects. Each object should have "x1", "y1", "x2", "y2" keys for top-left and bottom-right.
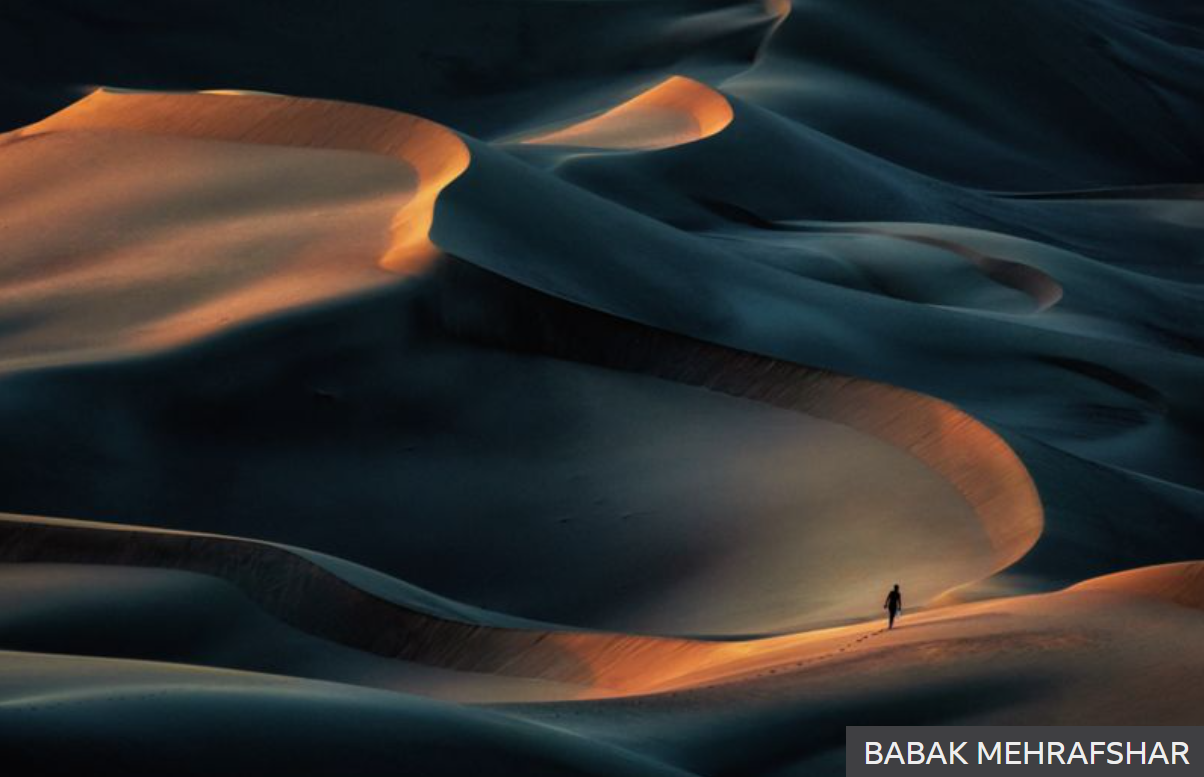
[
  {"x1": 0, "y1": 513, "x2": 904, "y2": 695},
  {"x1": 520, "y1": 76, "x2": 733, "y2": 151}
]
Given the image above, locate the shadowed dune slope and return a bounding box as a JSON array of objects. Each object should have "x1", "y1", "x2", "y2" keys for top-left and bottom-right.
[
  {"x1": 0, "y1": 512, "x2": 849, "y2": 694},
  {"x1": 0, "y1": 562, "x2": 594, "y2": 704},
  {"x1": 0, "y1": 653, "x2": 692, "y2": 777},
  {"x1": 724, "y1": 0, "x2": 1204, "y2": 188},
  {"x1": 0, "y1": 0, "x2": 784, "y2": 138}
]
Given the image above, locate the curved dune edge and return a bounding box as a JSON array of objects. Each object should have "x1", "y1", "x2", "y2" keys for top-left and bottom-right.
[
  {"x1": 14, "y1": 89, "x2": 470, "y2": 274},
  {"x1": 1069, "y1": 561, "x2": 1204, "y2": 611},
  {"x1": 775, "y1": 376, "x2": 1043, "y2": 574},
  {"x1": 431, "y1": 263, "x2": 1045, "y2": 586},
  {"x1": 0, "y1": 510, "x2": 1039, "y2": 697},
  {"x1": 0, "y1": 513, "x2": 748, "y2": 694},
  {"x1": 838, "y1": 226, "x2": 1064, "y2": 312},
  {"x1": 754, "y1": 0, "x2": 792, "y2": 60},
  {"x1": 519, "y1": 76, "x2": 733, "y2": 151},
  {"x1": 0, "y1": 305, "x2": 1044, "y2": 695}
]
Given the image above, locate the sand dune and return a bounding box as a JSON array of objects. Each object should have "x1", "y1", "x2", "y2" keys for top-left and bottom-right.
[
  {"x1": 0, "y1": 0, "x2": 783, "y2": 138},
  {"x1": 0, "y1": 90, "x2": 467, "y2": 369},
  {"x1": 0, "y1": 252, "x2": 1042, "y2": 634},
  {"x1": 723, "y1": 0, "x2": 1204, "y2": 188},
  {"x1": 520, "y1": 76, "x2": 732, "y2": 151},
  {"x1": 0, "y1": 652, "x2": 690, "y2": 777},
  {"x1": 3, "y1": 514, "x2": 1201, "y2": 732},
  {"x1": 1070, "y1": 561, "x2": 1204, "y2": 611},
  {"x1": 826, "y1": 226, "x2": 1064, "y2": 313},
  {"x1": 17, "y1": 89, "x2": 469, "y2": 273},
  {"x1": 0, "y1": 0, "x2": 1201, "y2": 774},
  {"x1": 4, "y1": 509, "x2": 1194, "y2": 712}
]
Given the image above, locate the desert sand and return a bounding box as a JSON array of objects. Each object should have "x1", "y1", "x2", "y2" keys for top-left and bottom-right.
[{"x1": 0, "y1": 1, "x2": 1201, "y2": 775}]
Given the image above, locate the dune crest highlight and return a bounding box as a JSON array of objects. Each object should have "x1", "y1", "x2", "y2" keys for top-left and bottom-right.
[
  {"x1": 0, "y1": 90, "x2": 471, "y2": 368},
  {"x1": 16, "y1": 89, "x2": 469, "y2": 273},
  {"x1": 1070, "y1": 562, "x2": 1204, "y2": 611},
  {"x1": 520, "y1": 76, "x2": 733, "y2": 151}
]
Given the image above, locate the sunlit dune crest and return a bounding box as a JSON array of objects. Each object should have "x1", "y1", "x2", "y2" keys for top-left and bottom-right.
[
  {"x1": 567, "y1": 329, "x2": 1047, "y2": 589},
  {"x1": 18, "y1": 89, "x2": 470, "y2": 273},
  {"x1": 521, "y1": 75, "x2": 733, "y2": 151},
  {"x1": 1070, "y1": 561, "x2": 1204, "y2": 611},
  {"x1": 0, "y1": 90, "x2": 470, "y2": 368},
  {"x1": 782, "y1": 378, "x2": 1045, "y2": 578}
]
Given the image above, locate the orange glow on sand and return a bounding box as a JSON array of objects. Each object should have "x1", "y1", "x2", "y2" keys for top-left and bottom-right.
[
  {"x1": 521, "y1": 75, "x2": 733, "y2": 151},
  {"x1": 18, "y1": 89, "x2": 469, "y2": 274}
]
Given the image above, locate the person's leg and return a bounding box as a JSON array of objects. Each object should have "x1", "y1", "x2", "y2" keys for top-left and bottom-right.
[{"x1": 888, "y1": 608, "x2": 895, "y2": 629}]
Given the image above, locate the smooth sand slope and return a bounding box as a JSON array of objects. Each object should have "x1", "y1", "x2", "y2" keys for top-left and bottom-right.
[{"x1": 0, "y1": 89, "x2": 466, "y2": 369}]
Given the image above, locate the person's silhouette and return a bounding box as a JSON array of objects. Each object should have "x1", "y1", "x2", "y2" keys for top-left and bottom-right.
[{"x1": 884, "y1": 584, "x2": 902, "y2": 629}]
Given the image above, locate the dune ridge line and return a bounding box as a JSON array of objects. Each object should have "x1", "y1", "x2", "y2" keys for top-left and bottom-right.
[
  {"x1": 14, "y1": 89, "x2": 470, "y2": 274},
  {"x1": 520, "y1": 75, "x2": 733, "y2": 151}
]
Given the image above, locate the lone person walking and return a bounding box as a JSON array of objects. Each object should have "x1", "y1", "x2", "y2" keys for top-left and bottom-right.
[{"x1": 884, "y1": 584, "x2": 902, "y2": 629}]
